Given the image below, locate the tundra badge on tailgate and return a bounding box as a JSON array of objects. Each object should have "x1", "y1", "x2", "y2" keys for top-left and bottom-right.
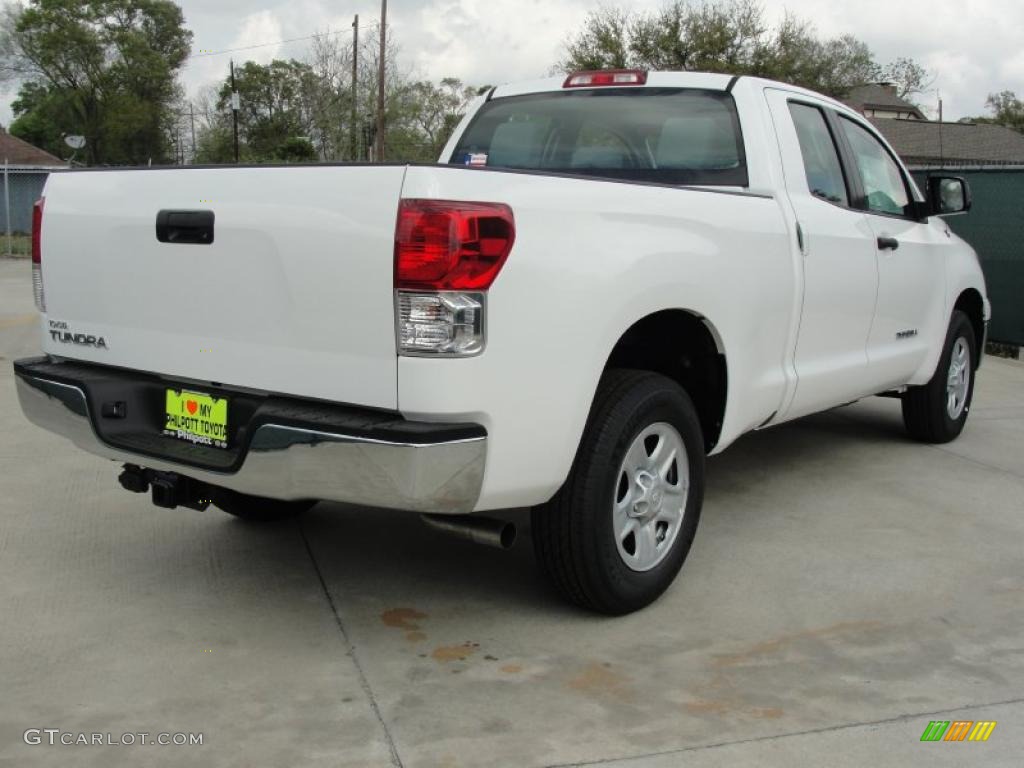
[{"x1": 48, "y1": 320, "x2": 108, "y2": 349}]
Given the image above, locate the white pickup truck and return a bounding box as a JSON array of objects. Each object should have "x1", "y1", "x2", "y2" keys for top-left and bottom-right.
[{"x1": 15, "y1": 70, "x2": 989, "y2": 614}]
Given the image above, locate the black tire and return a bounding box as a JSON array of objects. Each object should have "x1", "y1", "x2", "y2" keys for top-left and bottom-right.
[
  {"x1": 212, "y1": 489, "x2": 315, "y2": 522},
  {"x1": 902, "y1": 310, "x2": 977, "y2": 443},
  {"x1": 532, "y1": 369, "x2": 705, "y2": 615}
]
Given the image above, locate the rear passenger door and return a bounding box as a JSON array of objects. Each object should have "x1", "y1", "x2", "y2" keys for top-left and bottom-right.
[{"x1": 765, "y1": 89, "x2": 880, "y2": 420}]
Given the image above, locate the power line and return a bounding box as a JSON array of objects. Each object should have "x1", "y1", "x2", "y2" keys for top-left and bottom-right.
[{"x1": 185, "y1": 22, "x2": 380, "y2": 65}]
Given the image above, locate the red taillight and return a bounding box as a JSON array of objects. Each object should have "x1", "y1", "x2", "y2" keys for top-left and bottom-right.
[
  {"x1": 395, "y1": 199, "x2": 515, "y2": 290},
  {"x1": 563, "y1": 69, "x2": 647, "y2": 88},
  {"x1": 32, "y1": 197, "x2": 45, "y2": 311},
  {"x1": 32, "y1": 197, "x2": 44, "y2": 265}
]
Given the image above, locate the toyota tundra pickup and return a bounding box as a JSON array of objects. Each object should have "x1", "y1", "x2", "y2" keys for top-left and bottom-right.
[{"x1": 14, "y1": 70, "x2": 989, "y2": 614}]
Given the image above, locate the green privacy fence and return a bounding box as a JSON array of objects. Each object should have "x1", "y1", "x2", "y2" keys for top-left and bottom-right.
[
  {"x1": 912, "y1": 168, "x2": 1024, "y2": 345},
  {"x1": 2, "y1": 169, "x2": 49, "y2": 234}
]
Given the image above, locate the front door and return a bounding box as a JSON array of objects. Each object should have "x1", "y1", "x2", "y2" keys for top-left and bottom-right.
[{"x1": 834, "y1": 116, "x2": 949, "y2": 388}]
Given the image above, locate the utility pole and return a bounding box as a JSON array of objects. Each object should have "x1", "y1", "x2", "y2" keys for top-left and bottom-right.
[
  {"x1": 230, "y1": 59, "x2": 240, "y2": 164},
  {"x1": 938, "y1": 93, "x2": 945, "y2": 169},
  {"x1": 188, "y1": 102, "x2": 196, "y2": 164},
  {"x1": 351, "y1": 14, "x2": 359, "y2": 161},
  {"x1": 376, "y1": 0, "x2": 387, "y2": 162}
]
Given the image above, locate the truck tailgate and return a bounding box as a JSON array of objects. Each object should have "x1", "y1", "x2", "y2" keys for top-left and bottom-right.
[{"x1": 39, "y1": 166, "x2": 405, "y2": 410}]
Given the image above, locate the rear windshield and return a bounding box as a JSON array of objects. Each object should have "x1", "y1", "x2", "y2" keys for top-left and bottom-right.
[{"x1": 449, "y1": 88, "x2": 747, "y2": 186}]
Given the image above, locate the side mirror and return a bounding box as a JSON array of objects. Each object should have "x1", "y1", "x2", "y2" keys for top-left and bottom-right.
[{"x1": 928, "y1": 176, "x2": 972, "y2": 216}]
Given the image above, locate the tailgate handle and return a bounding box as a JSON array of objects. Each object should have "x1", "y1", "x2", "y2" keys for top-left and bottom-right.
[{"x1": 156, "y1": 210, "x2": 215, "y2": 245}]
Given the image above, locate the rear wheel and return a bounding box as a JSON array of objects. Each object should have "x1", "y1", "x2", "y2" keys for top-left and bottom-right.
[
  {"x1": 902, "y1": 310, "x2": 977, "y2": 443},
  {"x1": 212, "y1": 489, "x2": 315, "y2": 522},
  {"x1": 532, "y1": 370, "x2": 704, "y2": 615}
]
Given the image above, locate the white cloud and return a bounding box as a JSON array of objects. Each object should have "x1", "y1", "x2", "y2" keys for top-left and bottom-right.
[
  {"x1": 1000, "y1": 50, "x2": 1024, "y2": 85},
  {"x1": 394, "y1": 0, "x2": 592, "y2": 84},
  {"x1": 183, "y1": 9, "x2": 284, "y2": 89},
  {"x1": 765, "y1": 0, "x2": 1024, "y2": 118},
  {"x1": 230, "y1": 10, "x2": 284, "y2": 63}
]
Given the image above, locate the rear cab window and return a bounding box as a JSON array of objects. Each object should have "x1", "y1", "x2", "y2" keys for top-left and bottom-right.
[{"x1": 449, "y1": 88, "x2": 748, "y2": 187}]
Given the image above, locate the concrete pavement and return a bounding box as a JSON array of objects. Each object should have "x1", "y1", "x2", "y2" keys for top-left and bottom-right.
[{"x1": 1, "y1": 258, "x2": 1022, "y2": 766}]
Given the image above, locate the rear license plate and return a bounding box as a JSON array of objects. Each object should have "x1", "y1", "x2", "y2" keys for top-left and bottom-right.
[{"x1": 164, "y1": 390, "x2": 229, "y2": 449}]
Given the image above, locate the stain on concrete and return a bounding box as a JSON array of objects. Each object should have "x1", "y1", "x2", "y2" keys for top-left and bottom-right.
[
  {"x1": 683, "y1": 693, "x2": 786, "y2": 720},
  {"x1": 681, "y1": 621, "x2": 885, "y2": 721},
  {"x1": 432, "y1": 642, "x2": 478, "y2": 663},
  {"x1": 684, "y1": 699, "x2": 731, "y2": 716},
  {"x1": 713, "y1": 621, "x2": 884, "y2": 668},
  {"x1": 500, "y1": 664, "x2": 522, "y2": 674},
  {"x1": 566, "y1": 662, "x2": 634, "y2": 702},
  {"x1": 380, "y1": 608, "x2": 427, "y2": 631},
  {"x1": 381, "y1": 608, "x2": 431, "y2": 644}
]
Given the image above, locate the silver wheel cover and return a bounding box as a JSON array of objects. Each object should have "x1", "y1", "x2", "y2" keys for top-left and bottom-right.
[
  {"x1": 612, "y1": 422, "x2": 689, "y2": 572},
  {"x1": 946, "y1": 336, "x2": 971, "y2": 420}
]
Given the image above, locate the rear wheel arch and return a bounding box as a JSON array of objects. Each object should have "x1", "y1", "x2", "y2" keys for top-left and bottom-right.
[{"x1": 603, "y1": 309, "x2": 727, "y2": 452}]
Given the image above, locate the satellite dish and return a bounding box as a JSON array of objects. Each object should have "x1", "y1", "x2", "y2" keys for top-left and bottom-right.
[{"x1": 64, "y1": 135, "x2": 86, "y2": 150}]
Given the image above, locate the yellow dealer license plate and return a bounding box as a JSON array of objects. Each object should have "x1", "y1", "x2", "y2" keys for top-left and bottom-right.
[{"x1": 164, "y1": 390, "x2": 229, "y2": 449}]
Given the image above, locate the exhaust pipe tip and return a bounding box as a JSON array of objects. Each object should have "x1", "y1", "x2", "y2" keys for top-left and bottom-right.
[
  {"x1": 497, "y1": 522, "x2": 516, "y2": 550},
  {"x1": 421, "y1": 514, "x2": 517, "y2": 550}
]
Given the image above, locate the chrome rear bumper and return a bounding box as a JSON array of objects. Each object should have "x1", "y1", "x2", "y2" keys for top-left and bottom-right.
[{"x1": 14, "y1": 360, "x2": 486, "y2": 514}]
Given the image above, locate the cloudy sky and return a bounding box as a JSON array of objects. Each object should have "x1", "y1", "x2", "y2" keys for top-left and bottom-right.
[{"x1": 3, "y1": 0, "x2": 1024, "y2": 126}]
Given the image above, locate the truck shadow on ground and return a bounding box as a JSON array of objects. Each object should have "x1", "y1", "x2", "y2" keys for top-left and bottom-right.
[{"x1": 265, "y1": 400, "x2": 913, "y2": 618}]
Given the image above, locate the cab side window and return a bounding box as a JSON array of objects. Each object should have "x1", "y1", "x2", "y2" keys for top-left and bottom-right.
[
  {"x1": 839, "y1": 117, "x2": 911, "y2": 217},
  {"x1": 788, "y1": 102, "x2": 848, "y2": 206}
]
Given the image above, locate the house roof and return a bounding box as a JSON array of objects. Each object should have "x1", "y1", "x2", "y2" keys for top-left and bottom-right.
[
  {"x1": 0, "y1": 131, "x2": 64, "y2": 167},
  {"x1": 845, "y1": 84, "x2": 925, "y2": 119},
  {"x1": 870, "y1": 118, "x2": 1024, "y2": 166}
]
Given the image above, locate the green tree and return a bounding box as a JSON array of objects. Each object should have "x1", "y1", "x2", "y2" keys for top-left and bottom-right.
[
  {"x1": 303, "y1": 28, "x2": 482, "y2": 162},
  {"x1": 559, "y1": 7, "x2": 632, "y2": 70},
  {"x1": 1, "y1": 0, "x2": 192, "y2": 164},
  {"x1": 970, "y1": 91, "x2": 1024, "y2": 133},
  {"x1": 628, "y1": 0, "x2": 766, "y2": 73},
  {"x1": 7, "y1": 80, "x2": 68, "y2": 154},
  {"x1": 753, "y1": 14, "x2": 875, "y2": 98},
  {"x1": 877, "y1": 57, "x2": 934, "y2": 102},
  {"x1": 197, "y1": 59, "x2": 316, "y2": 163},
  {"x1": 193, "y1": 31, "x2": 483, "y2": 165},
  {"x1": 557, "y1": 1, "x2": 919, "y2": 100},
  {"x1": 400, "y1": 78, "x2": 479, "y2": 160}
]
